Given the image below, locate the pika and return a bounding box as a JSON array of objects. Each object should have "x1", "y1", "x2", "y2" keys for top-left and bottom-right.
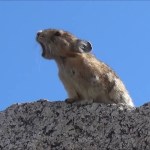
[{"x1": 36, "y1": 29, "x2": 134, "y2": 107}]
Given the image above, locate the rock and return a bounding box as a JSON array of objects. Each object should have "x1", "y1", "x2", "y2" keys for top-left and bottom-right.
[{"x1": 0, "y1": 100, "x2": 150, "y2": 150}]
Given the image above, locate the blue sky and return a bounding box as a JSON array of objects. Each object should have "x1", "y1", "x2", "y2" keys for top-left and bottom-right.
[{"x1": 0, "y1": 1, "x2": 150, "y2": 110}]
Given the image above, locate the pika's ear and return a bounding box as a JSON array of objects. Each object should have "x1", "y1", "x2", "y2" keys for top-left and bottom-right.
[{"x1": 75, "y1": 40, "x2": 92, "y2": 53}]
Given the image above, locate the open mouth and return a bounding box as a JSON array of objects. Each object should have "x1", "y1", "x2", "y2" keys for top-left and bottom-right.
[
  {"x1": 37, "y1": 35, "x2": 52, "y2": 59},
  {"x1": 38, "y1": 41, "x2": 46, "y2": 57},
  {"x1": 40, "y1": 42, "x2": 46, "y2": 57},
  {"x1": 38, "y1": 41, "x2": 52, "y2": 59}
]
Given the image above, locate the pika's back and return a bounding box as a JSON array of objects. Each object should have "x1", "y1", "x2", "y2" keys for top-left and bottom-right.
[{"x1": 36, "y1": 29, "x2": 134, "y2": 107}]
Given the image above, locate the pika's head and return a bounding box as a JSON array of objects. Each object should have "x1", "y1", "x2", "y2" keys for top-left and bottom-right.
[{"x1": 36, "y1": 29, "x2": 92, "y2": 59}]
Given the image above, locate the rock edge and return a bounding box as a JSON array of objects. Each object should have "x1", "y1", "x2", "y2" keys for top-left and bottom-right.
[{"x1": 0, "y1": 100, "x2": 150, "y2": 150}]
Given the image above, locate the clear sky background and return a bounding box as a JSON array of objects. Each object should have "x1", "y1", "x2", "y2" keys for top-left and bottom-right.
[{"x1": 0, "y1": 1, "x2": 150, "y2": 111}]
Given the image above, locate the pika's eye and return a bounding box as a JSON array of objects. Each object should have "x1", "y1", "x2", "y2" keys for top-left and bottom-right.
[{"x1": 54, "y1": 31, "x2": 61, "y2": 36}]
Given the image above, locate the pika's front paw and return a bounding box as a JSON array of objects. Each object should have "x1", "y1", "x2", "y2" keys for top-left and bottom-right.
[{"x1": 65, "y1": 98, "x2": 76, "y2": 104}]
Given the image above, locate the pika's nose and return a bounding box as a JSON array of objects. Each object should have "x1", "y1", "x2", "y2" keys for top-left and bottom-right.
[{"x1": 37, "y1": 30, "x2": 43, "y2": 38}]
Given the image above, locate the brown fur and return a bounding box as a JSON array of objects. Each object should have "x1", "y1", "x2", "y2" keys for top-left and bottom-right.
[{"x1": 36, "y1": 29, "x2": 134, "y2": 107}]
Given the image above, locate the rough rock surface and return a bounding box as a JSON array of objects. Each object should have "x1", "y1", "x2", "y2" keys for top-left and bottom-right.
[{"x1": 0, "y1": 100, "x2": 150, "y2": 150}]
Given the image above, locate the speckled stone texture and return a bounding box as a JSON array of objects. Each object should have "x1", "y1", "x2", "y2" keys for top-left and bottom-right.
[{"x1": 0, "y1": 100, "x2": 150, "y2": 150}]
